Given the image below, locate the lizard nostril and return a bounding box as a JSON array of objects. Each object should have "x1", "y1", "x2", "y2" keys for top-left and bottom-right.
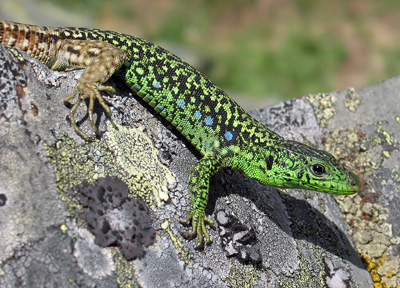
[{"x1": 351, "y1": 178, "x2": 360, "y2": 190}]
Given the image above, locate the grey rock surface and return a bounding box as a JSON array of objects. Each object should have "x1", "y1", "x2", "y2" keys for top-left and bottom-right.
[{"x1": 0, "y1": 45, "x2": 390, "y2": 287}]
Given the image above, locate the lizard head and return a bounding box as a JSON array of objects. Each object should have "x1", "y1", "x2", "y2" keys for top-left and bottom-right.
[{"x1": 246, "y1": 140, "x2": 361, "y2": 194}]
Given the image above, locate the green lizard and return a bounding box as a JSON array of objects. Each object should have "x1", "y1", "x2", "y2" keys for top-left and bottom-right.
[{"x1": 0, "y1": 20, "x2": 361, "y2": 247}]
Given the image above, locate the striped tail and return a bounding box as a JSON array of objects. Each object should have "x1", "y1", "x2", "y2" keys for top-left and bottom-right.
[{"x1": 0, "y1": 20, "x2": 59, "y2": 66}]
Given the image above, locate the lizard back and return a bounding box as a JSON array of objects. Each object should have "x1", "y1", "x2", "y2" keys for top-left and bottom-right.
[{"x1": 0, "y1": 20, "x2": 282, "y2": 156}]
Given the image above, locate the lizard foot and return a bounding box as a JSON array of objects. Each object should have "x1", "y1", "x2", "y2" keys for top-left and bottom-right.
[
  {"x1": 64, "y1": 83, "x2": 116, "y2": 141},
  {"x1": 181, "y1": 212, "x2": 214, "y2": 248}
]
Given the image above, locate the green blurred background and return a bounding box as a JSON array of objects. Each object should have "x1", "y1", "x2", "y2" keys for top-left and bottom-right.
[{"x1": 1, "y1": 0, "x2": 399, "y2": 109}]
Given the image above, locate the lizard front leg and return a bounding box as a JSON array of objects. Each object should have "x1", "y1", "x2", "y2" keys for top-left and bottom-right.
[
  {"x1": 181, "y1": 155, "x2": 222, "y2": 248},
  {"x1": 51, "y1": 39, "x2": 128, "y2": 140}
]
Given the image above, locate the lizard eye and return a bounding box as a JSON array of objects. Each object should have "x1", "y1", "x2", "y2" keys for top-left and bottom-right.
[{"x1": 312, "y1": 164, "x2": 326, "y2": 175}]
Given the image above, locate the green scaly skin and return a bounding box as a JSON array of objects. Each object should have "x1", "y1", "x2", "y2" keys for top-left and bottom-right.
[{"x1": 0, "y1": 21, "x2": 361, "y2": 248}]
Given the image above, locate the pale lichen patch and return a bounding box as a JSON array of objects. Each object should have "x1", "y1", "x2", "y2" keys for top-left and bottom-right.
[
  {"x1": 343, "y1": 87, "x2": 361, "y2": 113},
  {"x1": 105, "y1": 123, "x2": 175, "y2": 209},
  {"x1": 305, "y1": 92, "x2": 338, "y2": 127}
]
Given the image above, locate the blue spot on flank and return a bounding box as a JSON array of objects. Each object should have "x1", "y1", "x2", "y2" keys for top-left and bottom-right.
[
  {"x1": 177, "y1": 99, "x2": 185, "y2": 107},
  {"x1": 156, "y1": 104, "x2": 164, "y2": 111},
  {"x1": 133, "y1": 85, "x2": 140, "y2": 90},
  {"x1": 144, "y1": 95, "x2": 153, "y2": 102},
  {"x1": 153, "y1": 80, "x2": 161, "y2": 89},
  {"x1": 194, "y1": 111, "x2": 201, "y2": 119},
  {"x1": 205, "y1": 116, "x2": 213, "y2": 126},
  {"x1": 224, "y1": 131, "x2": 234, "y2": 141}
]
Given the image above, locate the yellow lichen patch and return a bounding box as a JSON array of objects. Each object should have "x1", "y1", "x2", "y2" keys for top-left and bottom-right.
[
  {"x1": 375, "y1": 121, "x2": 393, "y2": 146},
  {"x1": 362, "y1": 254, "x2": 381, "y2": 283},
  {"x1": 371, "y1": 271, "x2": 381, "y2": 283},
  {"x1": 362, "y1": 253, "x2": 376, "y2": 271},
  {"x1": 60, "y1": 223, "x2": 68, "y2": 233},
  {"x1": 361, "y1": 254, "x2": 400, "y2": 288},
  {"x1": 381, "y1": 131, "x2": 392, "y2": 146}
]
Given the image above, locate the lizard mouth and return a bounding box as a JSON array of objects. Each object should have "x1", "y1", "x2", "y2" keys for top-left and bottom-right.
[
  {"x1": 291, "y1": 171, "x2": 361, "y2": 194},
  {"x1": 309, "y1": 176, "x2": 361, "y2": 194},
  {"x1": 340, "y1": 172, "x2": 362, "y2": 194}
]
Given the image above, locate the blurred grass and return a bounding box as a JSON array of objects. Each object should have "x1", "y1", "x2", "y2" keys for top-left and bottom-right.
[
  {"x1": 211, "y1": 29, "x2": 347, "y2": 99},
  {"x1": 38, "y1": 0, "x2": 105, "y2": 15},
  {"x1": 31, "y1": 0, "x2": 400, "y2": 106}
]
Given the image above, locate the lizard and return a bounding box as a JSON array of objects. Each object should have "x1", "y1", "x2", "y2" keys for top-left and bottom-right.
[{"x1": 0, "y1": 20, "x2": 361, "y2": 248}]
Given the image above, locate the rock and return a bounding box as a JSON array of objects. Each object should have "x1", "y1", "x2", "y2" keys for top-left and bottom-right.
[{"x1": 0, "y1": 45, "x2": 389, "y2": 287}]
